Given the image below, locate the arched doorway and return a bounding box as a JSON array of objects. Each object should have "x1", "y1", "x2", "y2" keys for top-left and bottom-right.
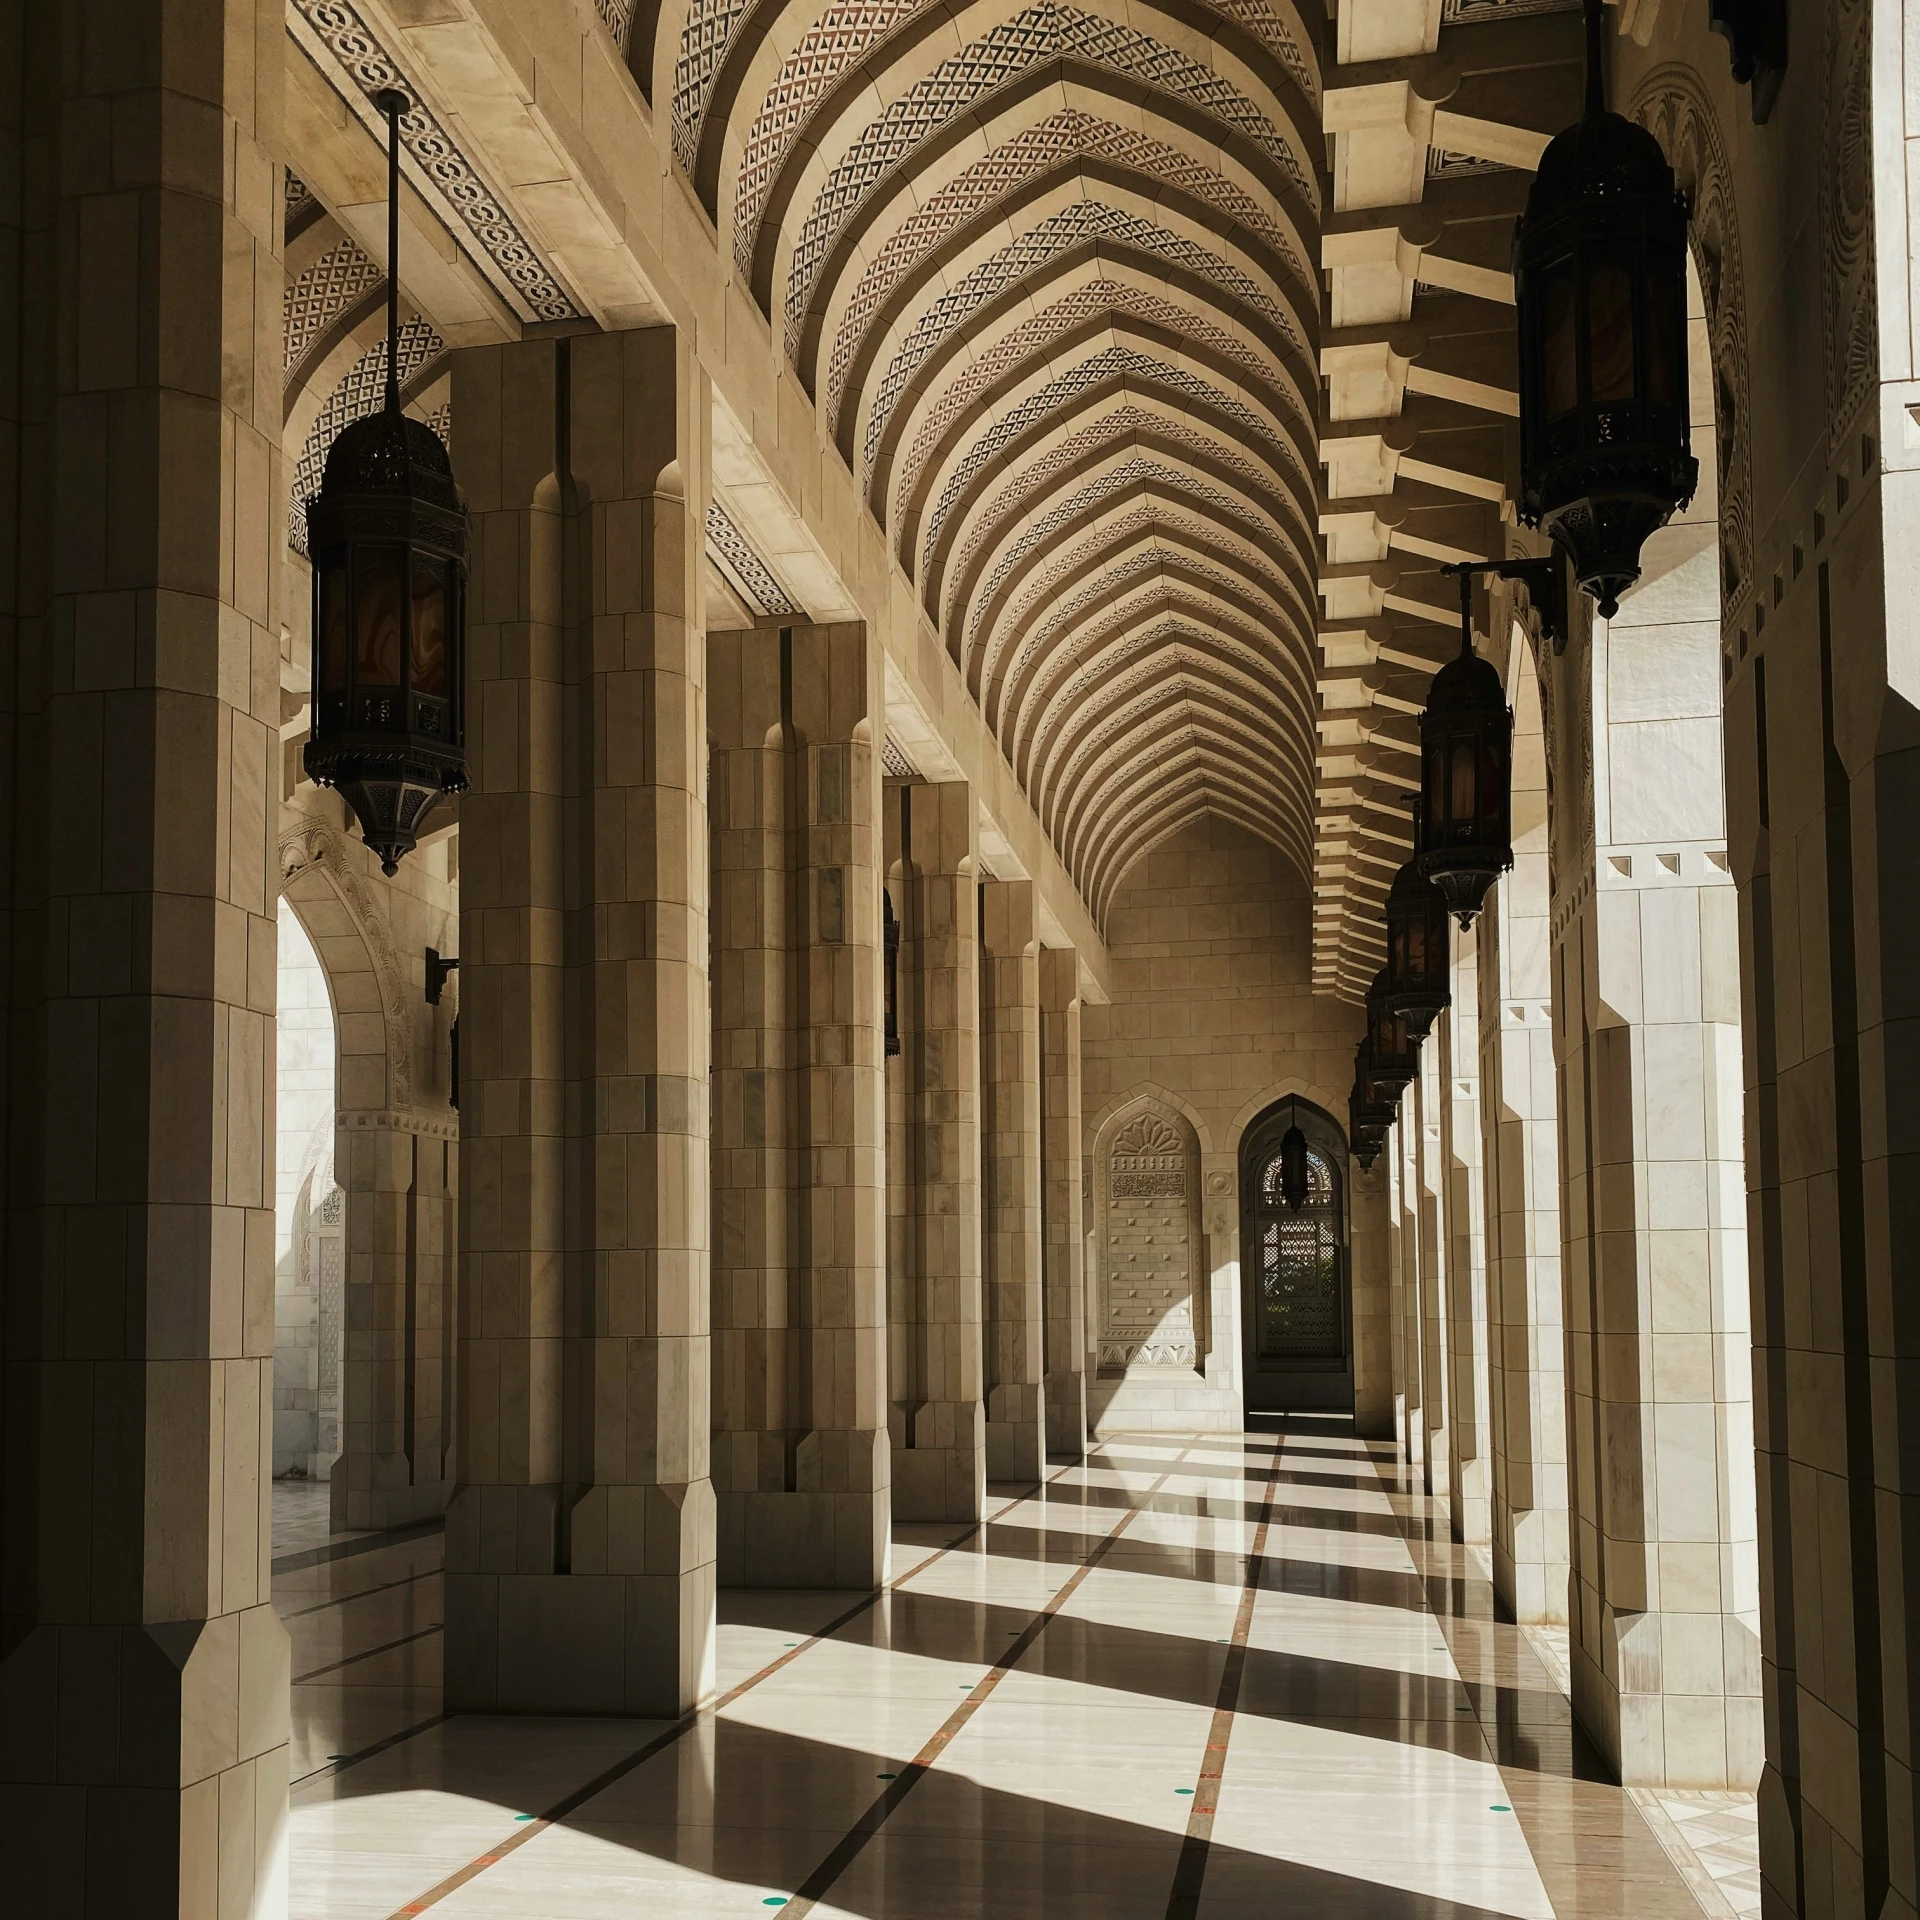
[{"x1": 1239, "y1": 1098, "x2": 1352, "y2": 1414}]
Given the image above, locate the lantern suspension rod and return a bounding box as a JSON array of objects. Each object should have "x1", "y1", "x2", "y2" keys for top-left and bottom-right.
[
  {"x1": 1582, "y1": 0, "x2": 1605, "y2": 119},
  {"x1": 374, "y1": 87, "x2": 410, "y2": 414}
]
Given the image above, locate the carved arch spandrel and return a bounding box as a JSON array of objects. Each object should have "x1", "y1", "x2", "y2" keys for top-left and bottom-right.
[
  {"x1": 1089, "y1": 1093, "x2": 1208, "y2": 1373},
  {"x1": 1631, "y1": 67, "x2": 1755, "y2": 637}
]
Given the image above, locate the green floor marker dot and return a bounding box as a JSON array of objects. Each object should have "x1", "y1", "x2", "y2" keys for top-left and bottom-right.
[
  {"x1": 1176, "y1": 1788, "x2": 1195, "y2": 1796},
  {"x1": 514, "y1": 1813, "x2": 535, "y2": 1822},
  {"x1": 877, "y1": 1772, "x2": 898, "y2": 1780},
  {"x1": 763, "y1": 1901, "x2": 790, "y2": 1908},
  {"x1": 1490, "y1": 1805, "x2": 1511, "y2": 1813}
]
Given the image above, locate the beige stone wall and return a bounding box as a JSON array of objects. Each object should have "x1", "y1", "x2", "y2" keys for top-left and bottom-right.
[{"x1": 1081, "y1": 816, "x2": 1388, "y2": 1432}]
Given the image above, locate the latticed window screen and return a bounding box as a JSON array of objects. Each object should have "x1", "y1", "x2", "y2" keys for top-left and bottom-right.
[{"x1": 1253, "y1": 1148, "x2": 1342, "y2": 1360}]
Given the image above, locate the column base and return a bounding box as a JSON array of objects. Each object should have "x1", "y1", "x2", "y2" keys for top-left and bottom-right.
[
  {"x1": 716, "y1": 1488, "x2": 888, "y2": 1588},
  {"x1": 444, "y1": 1567, "x2": 716, "y2": 1714},
  {"x1": 330, "y1": 1461, "x2": 453, "y2": 1534},
  {"x1": 985, "y1": 1419, "x2": 1044, "y2": 1483},
  {"x1": 892, "y1": 1400, "x2": 986, "y2": 1521},
  {"x1": 1044, "y1": 1369, "x2": 1088, "y2": 1458}
]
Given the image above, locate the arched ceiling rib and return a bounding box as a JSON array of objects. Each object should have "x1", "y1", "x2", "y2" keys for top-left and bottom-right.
[{"x1": 679, "y1": 0, "x2": 1329, "y2": 917}]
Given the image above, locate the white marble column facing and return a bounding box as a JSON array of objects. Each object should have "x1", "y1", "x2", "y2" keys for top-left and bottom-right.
[
  {"x1": 1416, "y1": 1050, "x2": 1452, "y2": 1502},
  {"x1": 1554, "y1": 566, "x2": 1759, "y2": 1789},
  {"x1": 710, "y1": 622, "x2": 889, "y2": 1588},
  {"x1": 1039, "y1": 946, "x2": 1087, "y2": 1458},
  {"x1": 1440, "y1": 934, "x2": 1493, "y2": 1549},
  {"x1": 891, "y1": 780, "x2": 986, "y2": 1521},
  {"x1": 982, "y1": 880, "x2": 1044, "y2": 1482},
  {"x1": 448, "y1": 328, "x2": 716, "y2": 1715},
  {"x1": 1479, "y1": 638, "x2": 1569, "y2": 1629},
  {"x1": 0, "y1": 7, "x2": 292, "y2": 1911}
]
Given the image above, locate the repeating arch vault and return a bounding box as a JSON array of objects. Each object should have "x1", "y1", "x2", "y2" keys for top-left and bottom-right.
[{"x1": 678, "y1": 0, "x2": 1325, "y2": 917}]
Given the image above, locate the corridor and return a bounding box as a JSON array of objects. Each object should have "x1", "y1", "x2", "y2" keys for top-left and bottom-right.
[{"x1": 284, "y1": 1428, "x2": 1722, "y2": 1919}]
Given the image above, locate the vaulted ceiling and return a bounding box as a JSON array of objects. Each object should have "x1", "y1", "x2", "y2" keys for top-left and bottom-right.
[{"x1": 277, "y1": 0, "x2": 1589, "y2": 986}]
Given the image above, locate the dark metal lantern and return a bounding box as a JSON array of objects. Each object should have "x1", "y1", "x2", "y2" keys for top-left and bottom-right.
[
  {"x1": 1512, "y1": 0, "x2": 1696, "y2": 619},
  {"x1": 1278, "y1": 1100, "x2": 1310, "y2": 1211},
  {"x1": 1383, "y1": 830, "x2": 1452, "y2": 1039},
  {"x1": 883, "y1": 889, "x2": 902, "y2": 1058},
  {"x1": 304, "y1": 88, "x2": 467, "y2": 875},
  {"x1": 1349, "y1": 1040, "x2": 1398, "y2": 1171},
  {"x1": 1365, "y1": 966, "x2": 1418, "y2": 1095},
  {"x1": 1416, "y1": 570, "x2": 1513, "y2": 930}
]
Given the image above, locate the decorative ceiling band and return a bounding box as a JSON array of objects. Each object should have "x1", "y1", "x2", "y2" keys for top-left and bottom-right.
[
  {"x1": 288, "y1": 0, "x2": 582, "y2": 323},
  {"x1": 706, "y1": 501, "x2": 802, "y2": 617}
]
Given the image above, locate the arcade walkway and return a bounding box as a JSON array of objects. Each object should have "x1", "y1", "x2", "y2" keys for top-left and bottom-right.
[{"x1": 279, "y1": 1431, "x2": 1732, "y2": 1919}]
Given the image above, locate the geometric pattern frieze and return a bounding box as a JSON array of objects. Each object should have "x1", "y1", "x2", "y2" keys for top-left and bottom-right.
[
  {"x1": 765, "y1": 6, "x2": 1317, "y2": 317},
  {"x1": 820, "y1": 107, "x2": 1310, "y2": 413},
  {"x1": 726, "y1": 0, "x2": 1315, "y2": 298},
  {"x1": 860, "y1": 200, "x2": 1305, "y2": 478},
  {"x1": 283, "y1": 236, "x2": 383, "y2": 371},
  {"x1": 908, "y1": 333, "x2": 1307, "y2": 567},
  {"x1": 706, "y1": 500, "x2": 803, "y2": 616},
  {"x1": 936, "y1": 401, "x2": 1300, "y2": 618},
  {"x1": 288, "y1": 0, "x2": 581, "y2": 322},
  {"x1": 959, "y1": 457, "x2": 1294, "y2": 654}
]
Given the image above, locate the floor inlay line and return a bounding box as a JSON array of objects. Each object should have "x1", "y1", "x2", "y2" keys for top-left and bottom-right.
[
  {"x1": 278, "y1": 1566, "x2": 439, "y2": 1621},
  {"x1": 1163, "y1": 1434, "x2": 1284, "y2": 1919},
  {"x1": 374, "y1": 1471, "x2": 1069, "y2": 1920},
  {"x1": 292, "y1": 1622, "x2": 443, "y2": 1685},
  {"x1": 776, "y1": 1445, "x2": 1194, "y2": 1919},
  {"x1": 272, "y1": 1517, "x2": 443, "y2": 1575}
]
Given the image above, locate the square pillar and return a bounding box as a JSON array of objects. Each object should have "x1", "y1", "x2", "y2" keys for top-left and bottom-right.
[
  {"x1": 447, "y1": 328, "x2": 715, "y2": 1715},
  {"x1": 0, "y1": 7, "x2": 292, "y2": 1912},
  {"x1": 1040, "y1": 947, "x2": 1087, "y2": 1457},
  {"x1": 709, "y1": 623, "x2": 888, "y2": 1587},
  {"x1": 889, "y1": 781, "x2": 986, "y2": 1521},
  {"x1": 981, "y1": 881, "x2": 1043, "y2": 1482}
]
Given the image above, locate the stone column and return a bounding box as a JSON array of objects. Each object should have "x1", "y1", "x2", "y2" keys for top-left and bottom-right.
[
  {"x1": 1391, "y1": 1106, "x2": 1424, "y2": 1472},
  {"x1": 1553, "y1": 582, "x2": 1758, "y2": 1788},
  {"x1": 1039, "y1": 946, "x2": 1087, "y2": 1457},
  {"x1": 1440, "y1": 933, "x2": 1492, "y2": 1548},
  {"x1": 0, "y1": 5, "x2": 291, "y2": 1911},
  {"x1": 890, "y1": 780, "x2": 985, "y2": 1521},
  {"x1": 1478, "y1": 657, "x2": 1569, "y2": 1627},
  {"x1": 981, "y1": 880, "x2": 1043, "y2": 1482},
  {"x1": 710, "y1": 623, "x2": 888, "y2": 1587},
  {"x1": 1416, "y1": 1052, "x2": 1451, "y2": 1500},
  {"x1": 448, "y1": 328, "x2": 715, "y2": 1714}
]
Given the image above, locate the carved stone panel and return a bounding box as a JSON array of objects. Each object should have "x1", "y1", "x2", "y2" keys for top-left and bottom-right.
[{"x1": 1101, "y1": 1112, "x2": 1198, "y2": 1369}]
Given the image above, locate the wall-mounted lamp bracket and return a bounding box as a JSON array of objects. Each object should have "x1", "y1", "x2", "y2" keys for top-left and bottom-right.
[{"x1": 425, "y1": 947, "x2": 460, "y2": 1005}]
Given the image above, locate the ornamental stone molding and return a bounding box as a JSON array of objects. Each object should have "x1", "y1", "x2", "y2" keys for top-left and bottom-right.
[
  {"x1": 1630, "y1": 66, "x2": 1756, "y2": 634},
  {"x1": 287, "y1": 0, "x2": 582, "y2": 323},
  {"x1": 1820, "y1": 0, "x2": 1877, "y2": 445},
  {"x1": 279, "y1": 816, "x2": 417, "y2": 1116}
]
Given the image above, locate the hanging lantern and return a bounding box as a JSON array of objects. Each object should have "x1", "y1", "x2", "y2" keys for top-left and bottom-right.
[
  {"x1": 883, "y1": 889, "x2": 902, "y2": 1058},
  {"x1": 1512, "y1": 0, "x2": 1696, "y2": 619},
  {"x1": 1416, "y1": 569, "x2": 1513, "y2": 930},
  {"x1": 304, "y1": 88, "x2": 467, "y2": 875},
  {"x1": 1349, "y1": 1040, "x2": 1397, "y2": 1171},
  {"x1": 1365, "y1": 966, "x2": 1418, "y2": 1095},
  {"x1": 1383, "y1": 820, "x2": 1451, "y2": 1039},
  {"x1": 1278, "y1": 1099, "x2": 1310, "y2": 1210}
]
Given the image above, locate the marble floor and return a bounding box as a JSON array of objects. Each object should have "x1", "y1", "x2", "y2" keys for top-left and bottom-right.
[{"x1": 278, "y1": 1425, "x2": 1724, "y2": 1918}]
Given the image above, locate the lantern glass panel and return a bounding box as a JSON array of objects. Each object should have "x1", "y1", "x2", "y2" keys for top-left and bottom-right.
[
  {"x1": 1424, "y1": 742, "x2": 1445, "y2": 828},
  {"x1": 318, "y1": 556, "x2": 349, "y2": 702},
  {"x1": 409, "y1": 557, "x2": 449, "y2": 697},
  {"x1": 1543, "y1": 262, "x2": 1579, "y2": 420},
  {"x1": 1449, "y1": 736, "x2": 1476, "y2": 822},
  {"x1": 355, "y1": 549, "x2": 404, "y2": 686},
  {"x1": 1482, "y1": 736, "x2": 1506, "y2": 825},
  {"x1": 1588, "y1": 255, "x2": 1636, "y2": 403}
]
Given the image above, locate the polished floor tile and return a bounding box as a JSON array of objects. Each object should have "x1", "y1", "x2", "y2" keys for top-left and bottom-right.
[{"x1": 277, "y1": 1428, "x2": 1718, "y2": 1918}]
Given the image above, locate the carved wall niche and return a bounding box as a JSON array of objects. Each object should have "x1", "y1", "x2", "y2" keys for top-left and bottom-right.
[{"x1": 1098, "y1": 1106, "x2": 1204, "y2": 1371}]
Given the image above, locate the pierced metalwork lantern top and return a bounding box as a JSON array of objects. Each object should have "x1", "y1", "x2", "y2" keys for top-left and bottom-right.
[
  {"x1": 1512, "y1": 0, "x2": 1696, "y2": 619},
  {"x1": 1416, "y1": 571, "x2": 1513, "y2": 930},
  {"x1": 303, "y1": 88, "x2": 468, "y2": 876},
  {"x1": 1365, "y1": 966, "x2": 1418, "y2": 1094},
  {"x1": 1384, "y1": 828, "x2": 1452, "y2": 1039}
]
